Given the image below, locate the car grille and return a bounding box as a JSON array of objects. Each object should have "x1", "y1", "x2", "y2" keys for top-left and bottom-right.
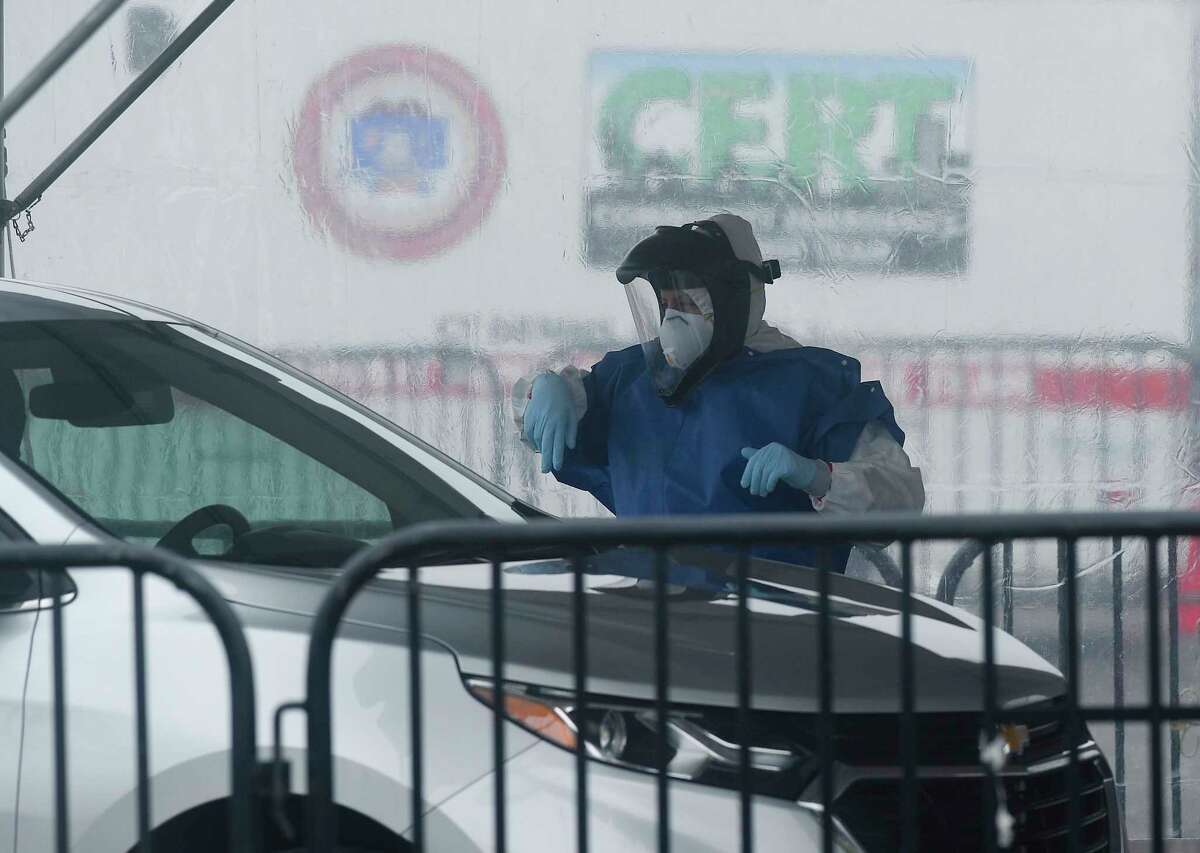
[
  {"x1": 815, "y1": 707, "x2": 1071, "y2": 767},
  {"x1": 833, "y1": 756, "x2": 1112, "y2": 852},
  {"x1": 1010, "y1": 757, "x2": 1111, "y2": 851},
  {"x1": 692, "y1": 701, "x2": 1112, "y2": 849}
]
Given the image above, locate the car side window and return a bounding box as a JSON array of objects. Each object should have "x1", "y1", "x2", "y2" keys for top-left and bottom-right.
[{"x1": 15, "y1": 368, "x2": 393, "y2": 550}]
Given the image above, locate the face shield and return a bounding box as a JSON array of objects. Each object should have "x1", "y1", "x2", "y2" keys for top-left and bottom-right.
[{"x1": 624, "y1": 270, "x2": 716, "y2": 398}]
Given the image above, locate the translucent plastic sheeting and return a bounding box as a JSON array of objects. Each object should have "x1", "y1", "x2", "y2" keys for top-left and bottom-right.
[{"x1": 5, "y1": 0, "x2": 1200, "y2": 838}]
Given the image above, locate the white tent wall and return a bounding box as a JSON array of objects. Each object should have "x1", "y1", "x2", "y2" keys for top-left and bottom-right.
[{"x1": 1, "y1": 1, "x2": 1193, "y2": 342}]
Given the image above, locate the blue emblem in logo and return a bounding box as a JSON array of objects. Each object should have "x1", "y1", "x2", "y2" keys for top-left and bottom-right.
[
  {"x1": 295, "y1": 44, "x2": 506, "y2": 260},
  {"x1": 350, "y1": 101, "x2": 448, "y2": 194}
]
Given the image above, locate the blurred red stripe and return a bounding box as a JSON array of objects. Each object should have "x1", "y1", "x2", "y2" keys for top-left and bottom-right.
[{"x1": 1032, "y1": 367, "x2": 1190, "y2": 411}]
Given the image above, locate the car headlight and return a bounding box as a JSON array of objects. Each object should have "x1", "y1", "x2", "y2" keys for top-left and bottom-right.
[
  {"x1": 465, "y1": 679, "x2": 811, "y2": 795},
  {"x1": 467, "y1": 679, "x2": 864, "y2": 851}
]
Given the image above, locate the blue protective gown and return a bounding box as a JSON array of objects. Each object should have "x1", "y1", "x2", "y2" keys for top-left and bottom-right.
[{"x1": 555, "y1": 343, "x2": 905, "y2": 571}]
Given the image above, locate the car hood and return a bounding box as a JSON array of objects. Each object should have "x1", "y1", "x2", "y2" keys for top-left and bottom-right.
[{"x1": 213, "y1": 546, "x2": 1064, "y2": 714}]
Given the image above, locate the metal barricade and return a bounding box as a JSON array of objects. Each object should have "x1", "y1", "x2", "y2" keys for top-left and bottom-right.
[
  {"x1": 0, "y1": 542, "x2": 258, "y2": 853},
  {"x1": 937, "y1": 535, "x2": 1193, "y2": 841},
  {"x1": 301, "y1": 511, "x2": 1200, "y2": 853}
]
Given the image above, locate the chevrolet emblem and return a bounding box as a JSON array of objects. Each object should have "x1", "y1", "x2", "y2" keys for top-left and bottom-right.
[{"x1": 1000, "y1": 724, "x2": 1031, "y2": 756}]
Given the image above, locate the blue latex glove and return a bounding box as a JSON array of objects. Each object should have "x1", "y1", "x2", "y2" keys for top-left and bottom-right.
[
  {"x1": 740, "y1": 444, "x2": 820, "y2": 497},
  {"x1": 523, "y1": 373, "x2": 578, "y2": 473}
]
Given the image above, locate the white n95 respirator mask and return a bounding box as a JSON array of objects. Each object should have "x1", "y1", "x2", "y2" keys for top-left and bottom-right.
[{"x1": 659, "y1": 308, "x2": 714, "y2": 370}]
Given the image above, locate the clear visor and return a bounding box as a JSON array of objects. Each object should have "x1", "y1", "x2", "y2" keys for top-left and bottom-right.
[{"x1": 624, "y1": 273, "x2": 716, "y2": 397}]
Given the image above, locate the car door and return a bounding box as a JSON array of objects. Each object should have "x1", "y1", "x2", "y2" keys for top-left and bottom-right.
[{"x1": 0, "y1": 509, "x2": 38, "y2": 853}]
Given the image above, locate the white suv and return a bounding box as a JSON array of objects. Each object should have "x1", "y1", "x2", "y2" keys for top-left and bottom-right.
[{"x1": 0, "y1": 279, "x2": 1119, "y2": 852}]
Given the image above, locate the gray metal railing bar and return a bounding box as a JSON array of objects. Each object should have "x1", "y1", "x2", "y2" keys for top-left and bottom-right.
[
  {"x1": 1096, "y1": 350, "x2": 1113, "y2": 512},
  {"x1": 0, "y1": 543, "x2": 257, "y2": 853},
  {"x1": 1148, "y1": 538, "x2": 1164, "y2": 853},
  {"x1": 857, "y1": 334, "x2": 1189, "y2": 358},
  {"x1": 990, "y1": 350, "x2": 1004, "y2": 524},
  {"x1": 853, "y1": 544, "x2": 902, "y2": 587},
  {"x1": 979, "y1": 707, "x2": 1200, "y2": 723},
  {"x1": 981, "y1": 540, "x2": 998, "y2": 853},
  {"x1": 1002, "y1": 540, "x2": 1014, "y2": 635},
  {"x1": 572, "y1": 553, "x2": 589, "y2": 853},
  {"x1": 653, "y1": 547, "x2": 671, "y2": 853},
  {"x1": 1167, "y1": 537, "x2": 1183, "y2": 838},
  {"x1": 735, "y1": 547, "x2": 752, "y2": 853},
  {"x1": 1023, "y1": 349, "x2": 1040, "y2": 575},
  {"x1": 953, "y1": 352, "x2": 967, "y2": 515},
  {"x1": 936, "y1": 537, "x2": 1003, "y2": 604},
  {"x1": 1133, "y1": 348, "x2": 1150, "y2": 506},
  {"x1": 1128, "y1": 338, "x2": 1147, "y2": 835},
  {"x1": 270, "y1": 701, "x2": 306, "y2": 842},
  {"x1": 409, "y1": 564, "x2": 425, "y2": 853},
  {"x1": 935, "y1": 538, "x2": 988, "y2": 604},
  {"x1": 52, "y1": 565, "x2": 67, "y2": 853},
  {"x1": 1113, "y1": 535, "x2": 1127, "y2": 817},
  {"x1": 491, "y1": 558, "x2": 506, "y2": 853},
  {"x1": 899, "y1": 540, "x2": 918, "y2": 853},
  {"x1": 6, "y1": 0, "x2": 241, "y2": 218},
  {"x1": 132, "y1": 571, "x2": 151, "y2": 852},
  {"x1": 1058, "y1": 538, "x2": 1070, "y2": 671},
  {"x1": 0, "y1": 0, "x2": 128, "y2": 127},
  {"x1": 1061, "y1": 349, "x2": 1077, "y2": 515},
  {"x1": 918, "y1": 353, "x2": 934, "y2": 585},
  {"x1": 818, "y1": 544, "x2": 834, "y2": 853},
  {"x1": 1065, "y1": 538, "x2": 1081, "y2": 853},
  {"x1": 582, "y1": 333, "x2": 1191, "y2": 360}
]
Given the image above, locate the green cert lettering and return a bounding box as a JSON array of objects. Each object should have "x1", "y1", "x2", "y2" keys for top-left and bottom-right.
[
  {"x1": 597, "y1": 67, "x2": 692, "y2": 175},
  {"x1": 697, "y1": 72, "x2": 771, "y2": 177}
]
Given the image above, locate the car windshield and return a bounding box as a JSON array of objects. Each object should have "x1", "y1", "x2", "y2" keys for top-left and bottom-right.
[{"x1": 0, "y1": 318, "x2": 519, "y2": 566}]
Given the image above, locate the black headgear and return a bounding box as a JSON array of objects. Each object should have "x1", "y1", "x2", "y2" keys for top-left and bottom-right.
[{"x1": 615, "y1": 219, "x2": 781, "y2": 405}]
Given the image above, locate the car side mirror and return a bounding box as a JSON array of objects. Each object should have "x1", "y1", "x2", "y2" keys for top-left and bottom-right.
[{"x1": 0, "y1": 569, "x2": 77, "y2": 613}]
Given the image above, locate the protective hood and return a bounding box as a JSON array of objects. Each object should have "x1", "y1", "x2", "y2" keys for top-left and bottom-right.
[
  {"x1": 707, "y1": 213, "x2": 803, "y2": 353},
  {"x1": 615, "y1": 216, "x2": 782, "y2": 405}
]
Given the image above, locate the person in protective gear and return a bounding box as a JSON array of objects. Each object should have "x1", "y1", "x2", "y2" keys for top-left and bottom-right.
[{"x1": 512, "y1": 214, "x2": 924, "y2": 571}]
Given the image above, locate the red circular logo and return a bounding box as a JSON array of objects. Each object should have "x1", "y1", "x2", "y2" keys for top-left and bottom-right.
[{"x1": 293, "y1": 45, "x2": 507, "y2": 262}]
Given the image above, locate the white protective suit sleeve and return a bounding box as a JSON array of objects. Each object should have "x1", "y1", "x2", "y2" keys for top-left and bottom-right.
[
  {"x1": 511, "y1": 366, "x2": 590, "y2": 449},
  {"x1": 811, "y1": 421, "x2": 925, "y2": 514}
]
